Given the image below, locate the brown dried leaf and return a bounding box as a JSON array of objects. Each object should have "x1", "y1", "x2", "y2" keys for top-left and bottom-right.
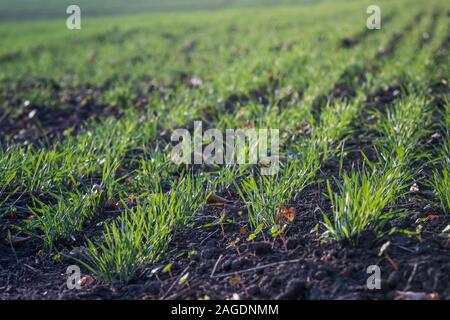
[
  {"x1": 229, "y1": 276, "x2": 242, "y2": 286},
  {"x1": 6, "y1": 236, "x2": 32, "y2": 245},
  {"x1": 78, "y1": 275, "x2": 95, "y2": 287},
  {"x1": 395, "y1": 291, "x2": 439, "y2": 300},
  {"x1": 207, "y1": 194, "x2": 235, "y2": 205}
]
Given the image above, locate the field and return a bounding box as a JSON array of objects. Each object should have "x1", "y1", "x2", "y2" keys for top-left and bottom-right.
[{"x1": 0, "y1": 0, "x2": 449, "y2": 300}]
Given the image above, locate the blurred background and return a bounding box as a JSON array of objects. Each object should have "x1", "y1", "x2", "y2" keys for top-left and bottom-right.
[{"x1": 0, "y1": 0, "x2": 320, "y2": 20}]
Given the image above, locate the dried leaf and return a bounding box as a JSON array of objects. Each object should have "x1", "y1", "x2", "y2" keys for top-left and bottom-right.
[
  {"x1": 439, "y1": 225, "x2": 450, "y2": 238},
  {"x1": 78, "y1": 275, "x2": 95, "y2": 287},
  {"x1": 378, "y1": 241, "x2": 391, "y2": 256},
  {"x1": 282, "y1": 207, "x2": 296, "y2": 222},
  {"x1": 162, "y1": 262, "x2": 174, "y2": 274},
  {"x1": 227, "y1": 237, "x2": 240, "y2": 248},
  {"x1": 258, "y1": 157, "x2": 272, "y2": 168},
  {"x1": 425, "y1": 214, "x2": 439, "y2": 222},
  {"x1": 274, "y1": 211, "x2": 280, "y2": 223},
  {"x1": 207, "y1": 194, "x2": 235, "y2": 204},
  {"x1": 386, "y1": 255, "x2": 398, "y2": 271},
  {"x1": 6, "y1": 236, "x2": 32, "y2": 245},
  {"x1": 270, "y1": 225, "x2": 280, "y2": 237},
  {"x1": 229, "y1": 276, "x2": 242, "y2": 286},
  {"x1": 395, "y1": 291, "x2": 439, "y2": 300},
  {"x1": 247, "y1": 233, "x2": 256, "y2": 241},
  {"x1": 178, "y1": 273, "x2": 190, "y2": 286}
]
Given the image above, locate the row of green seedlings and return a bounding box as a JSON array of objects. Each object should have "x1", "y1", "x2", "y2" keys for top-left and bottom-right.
[
  {"x1": 1, "y1": 86, "x2": 210, "y2": 252},
  {"x1": 72, "y1": 109, "x2": 361, "y2": 283},
  {"x1": 74, "y1": 169, "x2": 210, "y2": 283},
  {"x1": 322, "y1": 95, "x2": 433, "y2": 243},
  {"x1": 196, "y1": 0, "x2": 395, "y2": 230},
  {"x1": 235, "y1": 100, "x2": 360, "y2": 240},
  {"x1": 1, "y1": 108, "x2": 159, "y2": 251},
  {"x1": 430, "y1": 101, "x2": 450, "y2": 214},
  {"x1": 235, "y1": 3, "x2": 417, "y2": 233}
]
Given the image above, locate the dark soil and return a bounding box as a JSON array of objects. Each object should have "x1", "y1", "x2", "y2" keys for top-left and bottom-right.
[
  {"x1": 418, "y1": 11, "x2": 440, "y2": 49},
  {"x1": 0, "y1": 104, "x2": 122, "y2": 147},
  {"x1": 0, "y1": 77, "x2": 180, "y2": 146},
  {"x1": 376, "y1": 12, "x2": 424, "y2": 59},
  {"x1": 1, "y1": 184, "x2": 449, "y2": 300},
  {"x1": 1, "y1": 10, "x2": 449, "y2": 300},
  {"x1": 340, "y1": 13, "x2": 395, "y2": 49},
  {"x1": 0, "y1": 81, "x2": 122, "y2": 146}
]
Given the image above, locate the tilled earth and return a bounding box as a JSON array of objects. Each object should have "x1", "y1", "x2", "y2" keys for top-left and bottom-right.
[
  {"x1": 1, "y1": 79, "x2": 450, "y2": 300},
  {"x1": 1, "y1": 184, "x2": 449, "y2": 300},
  {"x1": 1, "y1": 0, "x2": 450, "y2": 303}
]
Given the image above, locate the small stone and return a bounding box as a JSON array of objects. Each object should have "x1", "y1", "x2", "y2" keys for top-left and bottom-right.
[
  {"x1": 410, "y1": 183, "x2": 420, "y2": 193},
  {"x1": 308, "y1": 287, "x2": 323, "y2": 300},
  {"x1": 249, "y1": 242, "x2": 272, "y2": 255},
  {"x1": 315, "y1": 270, "x2": 327, "y2": 281},
  {"x1": 28, "y1": 109, "x2": 37, "y2": 119},
  {"x1": 222, "y1": 259, "x2": 232, "y2": 271},
  {"x1": 146, "y1": 280, "x2": 161, "y2": 295},
  {"x1": 387, "y1": 271, "x2": 401, "y2": 289},
  {"x1": 358, "y1": 230, "x2": 377, "y2": 248},
  {"x1": 276, "y1": 278, "x2": 306, "y2": 299},
  {"x1": 91, "y1": 184, "x2": 102, "y2": 193},
  {"x1": 286, "y1": 238, "x2": 298, "y2": 250},
  {"x1": 247, "y1": 285, "x2": 260, "y2": 296},
  {"x1": 231, "y1": 257, "x2": 244, "y2": 270},
  {"x1": 205, "y1": 239, "x2": 217, "y2": 248},
  {"x1": 201, "y1": 249, "x2": 215, "y2": 259}
]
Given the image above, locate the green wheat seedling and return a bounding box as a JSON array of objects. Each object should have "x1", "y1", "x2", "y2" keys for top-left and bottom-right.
[
  {"x1": 0, "y1": 148, "x2": 24, "y2": 217},
  {"x1": 431, "y1": 101, "x2": 450, "y2": 214},
  {"x1": 210, "y1": 163, "x2": 248, "y2": 193},
  {"x1": 237, "y1": 100, "x2": 357, "y2": 229},
  {"x1": 76, "y1": 173, "x2": 206, "y2": 282},
  {"x1": 169, "y1": 173, "x2": 209, "y2": 226},
  {"x1": 22, "y1": 157, "x2": 126, "y2": 251},
  {"x1": 236, "y1": 152, "x2": 319, "y2": 228},
  {"x1": 432, "y1": 167, "x2": 450, "y2": 214},
  {"x1": 315, "y1": 101, "x2": 359, "y2": 161},
  {"x1": 27, "y1": 189, "x2": 103, "y2": 251},
  {"x1": 376, "y1": 96, "x2": 429, "y2": 165},
  {"x1": 1, "y1": 0, "x2": 448, "y2": 289},
  {"x1": 236, "y1": 173, "x2": 293, "y2": 229},
  {"x1": 323, "y1": 96, "x2": 430, "y2": 242},
  {"x1": 322, "y1": 95, "x2": 427, "y2": 238},
  {"x1": 77, "y1": 193, "x2": 177, "y2": 283},
  {"x1": 323, "y1": 161, "x2": 412, "y2": 243},
  {"x1": 132, "y1": 147, "x2": 177, "y2": 195}
]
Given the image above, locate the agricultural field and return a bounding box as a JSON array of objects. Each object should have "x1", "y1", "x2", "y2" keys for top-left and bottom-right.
[{"x1": 0, "y1": 0, "x2": 449, "y2": 301}]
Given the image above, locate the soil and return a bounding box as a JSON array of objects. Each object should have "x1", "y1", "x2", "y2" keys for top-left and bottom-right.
[
  {"x1": 0, "y1": 77, "x2": 180, "y2": 146},
  {"x1": 340, "y1": 13, "x2": 395, "y2": 49},
  {"x1": 1, "y1": 13, "x2": 449, "y2": 301},
  {"x1": 1, "y1": 79, "x2": 449, "y2": 300},
  {"x1": 0, "y1": 81, "x2": 122, "y2": 146},
  {"x1": 1, "y1": 183, "x2": 449, "y2": 300}
]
